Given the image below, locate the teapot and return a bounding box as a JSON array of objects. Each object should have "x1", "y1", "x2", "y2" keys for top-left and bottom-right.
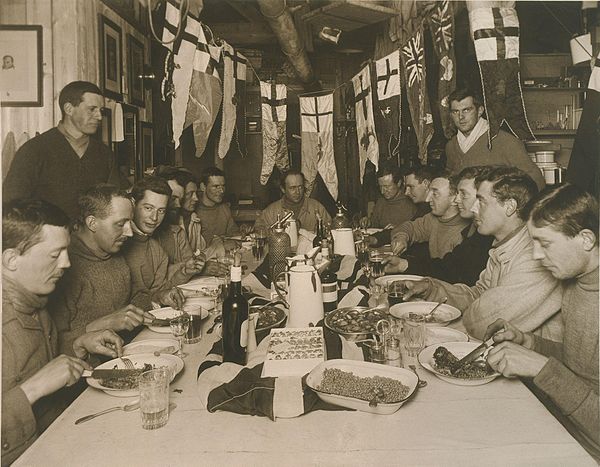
[{"x1": 275, "y1": 264, "x2": 324, "y2": 328}]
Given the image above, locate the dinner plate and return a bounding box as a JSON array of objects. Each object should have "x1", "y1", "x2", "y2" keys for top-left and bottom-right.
[
  {"x1": 147, "y1": 306, "x2": 209, "y2": 333},
  {"x1": 425, "y1": 327, "x2": 469, "y2": 346},
  {"x1": 86, "y1": 353, "x2": 184, "y2": 397},
  {"x1": 366, "y1": 228, "x2": 383, "y2": 234},
  {"x1": 389, "y1": 301, "x2": 461, "y2": 326},
  {"x1": 122, "y1": 338, "x2": 179, "y2": 356},
  {"x1": 417, "y1": 342, "x2": 500, "y2": 386},
  {"x1": 374, "y1": 274, "x2": 424, "y2": 288},
  {"x1": 177, "y1": 276, "x2": 220, "y2": 298}
]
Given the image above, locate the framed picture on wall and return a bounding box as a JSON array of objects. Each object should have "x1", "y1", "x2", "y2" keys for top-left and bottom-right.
[
  {"x1": 99, "y1": 15, "x2": 122, "y2": 100},
  {"x1": 140, "y1": 122, "x2": 154, "y2": 175},
  {"x1": 115, "y1": 103, "x2": 138, "y2": 185},
  {"x1": 0, "y1": 25, "x2": 43, "y2": 107},
  {"x1": 127, "y1": 34, "x2": 145, "y2": 106},
  {"x1": 93, "y1": 107, "x2": 113, "y2": 149}
]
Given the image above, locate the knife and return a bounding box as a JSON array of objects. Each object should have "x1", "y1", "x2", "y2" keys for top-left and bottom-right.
[
  {"x1": 150, "y1": 318, "x2": 172, "y2": 327},
  {"x1": 82, "y1": 369, "x2": 144, "y2": 379},
  {"x1": 450, "y1": 336, "x2": 495, "y2": 374}
]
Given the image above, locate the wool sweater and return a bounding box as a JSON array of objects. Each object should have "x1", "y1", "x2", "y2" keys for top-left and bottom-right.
[
  {"x1": 195, "y1": 202, "x2": 239, "y2": 244},
  {"x1": 532, "y1": 266, "x2": 599, "y2": 460},
  {"x1": 48, "y1": 233, "x2": 132, "y2": 354},
  {"x1": 3, "y1": 127, "x2": 119, "y2": 220},
  {"x1": 445, "y1": 129, "x2": 545, "y2": 191},
  {"x1": 156, "y1": 224, "x2": 195, "y2": 283},
  {"x1": 255, "y1": 197, "x2": 332, "y2": 233},
  {"x1": 370, "y1": 192, "x2": 418, "y2": 247},
  {"x1": 425, "y1": 226, "x2": 563, "y2": 341},
  {"x1": 391, "y1": 212, "x2": 470, "y2": 259}
]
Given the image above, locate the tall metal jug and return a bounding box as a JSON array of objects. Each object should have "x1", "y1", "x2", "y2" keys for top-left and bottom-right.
[{"x1": 275, "y1": 264, "x2": 324, "y2": 328}]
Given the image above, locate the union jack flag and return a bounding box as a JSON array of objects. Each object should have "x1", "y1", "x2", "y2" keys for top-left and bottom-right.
[
  {"x1": 430, "y1": 1, "x2": 453, "y2": 52},
  {"x1": 402, "y1": 31, "x2": 424, "y2": 88}
]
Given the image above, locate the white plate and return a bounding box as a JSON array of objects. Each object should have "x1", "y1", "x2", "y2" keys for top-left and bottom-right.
[
  {"x1": 374, "y1": 274, "x2": 424, "y2": 288},
  {"x1": 123, "y1": 338, "x2": 179, "y2": 356},
  {"x1": 366, "y1": 228, "x2": 383, "y2": 234},
  {"x1": 147, "y1": 306, "x2": 209, "y2": 333},
  {"x1": 177, "y1": 276, "x2": 220, "y2": 297},
  {"x1": 389, "y1": 301, "x2": 461, "y2": 326},
  {"x1": 426, "y1": 327, "x2": 469, "y2": 346},
  {"x1": 417, "y1": 342, "x2": 500, "y2": 386},
  {"x1": 306, "y1": 359, "x2": 418, "y2": 415},
  {"x1": 86, "y1": 353, "x2": 184, "y2": 397}
]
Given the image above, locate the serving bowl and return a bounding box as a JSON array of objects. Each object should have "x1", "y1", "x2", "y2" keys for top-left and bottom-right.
[
  {"x1": 324, "y1": 306, "x2": 389, "y2": 338},
  {"x1": 306, "y1": 359, "x2": 418, "y2": 414}
]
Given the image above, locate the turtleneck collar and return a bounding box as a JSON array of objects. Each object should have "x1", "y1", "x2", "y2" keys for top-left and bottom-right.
[
  {"x1": 578, "y1": 264, "x2": 599, "y2": 291},
  {"x1": 282, "y1": 196, "x2": 305, "y2": 218},
  {"x1": 131, "y1": 222, "x2": 151, "y2": 242},
  {"x1": 2, "y1": 276, "x2": 48, "y2": 316}
]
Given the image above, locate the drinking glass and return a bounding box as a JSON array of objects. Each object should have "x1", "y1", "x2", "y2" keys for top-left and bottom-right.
[
  {"x1": 387, "y1": 281, "x2": 407, "y2": 307},
  {"x1": 356, "y1": 240, "x2": 370, "y2": 276},
  {"x1": 385, "y1": 336, "x2": 403, "y2": 367},
  {"x1": 182, "y1": 303, "x2": 203, "y2": 344},
  {"x1": 138, "y1": 368, "x2": 170, "y2": 430},
  {"x1": 402, "y1": 319, "x2": 426, "y2": 357},
  {"x1": 170, "y1": 311, "x2": 190, "y2": 358},
  {"x1": 369, "y1": 251, "x2": 385, "y2": 280},
  {"x1": 253, "y1": 227, "x2": 268, "y2": 262}
]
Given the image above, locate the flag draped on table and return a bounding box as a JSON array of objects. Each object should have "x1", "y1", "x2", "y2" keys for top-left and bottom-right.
[
  {"x1": 218, "y1": 42, "x2": 247, "y2": 159},
  {"x1": 260, "y1": 81, "x2": 289, "y2": 185},
  {"x1": 352, "y1": 65, "x2": 379, "y2": 183},
  {"x1": 162, "y1": 2, "x2": 223, "y2": 156},
  {"x1": 469, "y1": 3, "x2": 534, "y2": 145},
  {"x1": 401, "y1": 30, "x2": 434, "y2": 164},
  {"x1": 428, "y1": 0, "x2": 457, "y2": 139},
  {"x1": 374, "y1": 50, "x2": 401, "y2": 164},
  {"x1": 299, "y1": 91, "x2": 338, "y2": 200}
]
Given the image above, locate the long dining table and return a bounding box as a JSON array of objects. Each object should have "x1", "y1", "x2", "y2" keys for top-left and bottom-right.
[{"x1": 14, "y1": 253, "x2": 596, "y2": 466}]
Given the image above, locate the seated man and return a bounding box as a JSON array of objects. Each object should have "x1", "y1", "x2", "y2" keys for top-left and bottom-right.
[
  {"x1": 2, "y1": 199, "x2": 124, "y2": 464},
  {"x1": 49, "y1": 184, "x2": 155, "y2": 353},
  {"x1": 385, "y1": 166, "x2": 494, "y2": 286},
  {"x1": 367, "y1": 164, "x2": 417, "y2": 247},
  {"x1": 121, "y1": 177, "x2": 190, "y2": 310},
  {"x1": 255, "y1": 169, "x2": 331, "y2": 233},
  {"x1": 485, "y1": 184, "x2": 598, "y2": 461},
  {"x1": 391, "y1": 170, "x2": 470, "y2": 259},
  {"x1": 404, "y1": 166, "x2": 437, "y2": 218},
  {"x1": 403, "y1": 167, "x2": 563, "y2": 340}
]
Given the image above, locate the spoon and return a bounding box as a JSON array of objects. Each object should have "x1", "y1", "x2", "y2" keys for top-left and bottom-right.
[
  {"x1": 410, "y1": 297, "x2": 448, "y2": 323},
  {"x1": 369, "y1": 387, "x2": 385, "y2": 408},
  {"x1": 409, "y1": 364, "x2": 428, "y2": 388},
  {"x1": 75, "y1": 399, "x2": 140, "y2": 425}
]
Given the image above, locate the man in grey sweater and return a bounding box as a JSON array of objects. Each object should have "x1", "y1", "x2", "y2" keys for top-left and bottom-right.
[{"x1": 485, "y1": 184, "x2": 599, "y2": 461}]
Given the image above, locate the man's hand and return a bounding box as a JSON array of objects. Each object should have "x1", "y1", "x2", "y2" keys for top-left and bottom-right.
[
  {"x1": 72, "y1": 330, "x2": 124, "y2": 360},
  {"x1": 359, "y1": 216, "x2": 370, "y2": 230},
  {"x1": 183, "y1": 255, "x2": 206, "y2": 276},
  {"x1": 87, "y1": 305, "x2": 155, "y2": 333},
  {"x1": 391, "y1": 238, "x2": 408, "y2": 256},
  {"x1": 19, "y1": 355, "x2": 91, "y2": 404},
  {"x1": 483, "y1": 319, "x2": 534, "y2": 349},
  {"x1": 401, "y1": 279, "x2": 432, "y2": 300},
  {"x1": 383, "y1": 256, "x2": 409, "y2": 273},
  {"x1": 486, "y1": 342, "x2": 549, "y2": 378},
  {"x1": 156, "y1": 287, "x2": 185, "y2": 309},
  {"x1": 203, "y1": 259, "x2": 230, "y2": 277},
  {"x1": 239, "y1": 224, "x2": 253, "y2": 237}
]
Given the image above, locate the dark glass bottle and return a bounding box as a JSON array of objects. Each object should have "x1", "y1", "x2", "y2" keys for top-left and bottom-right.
[
  {"x1": 313, "y1": 215, "x2": 323, "y2": 248},
  {"x1": 222, "y1": 253, "x2": 249, "y2": 365}
]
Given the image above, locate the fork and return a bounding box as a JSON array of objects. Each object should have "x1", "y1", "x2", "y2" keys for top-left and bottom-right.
[
  {"x1": 121, "y1": 357, "x2": 135, "y2": 369},
  {"x1": 409, "y1": 364, "x2": 428, "y2": 388}
]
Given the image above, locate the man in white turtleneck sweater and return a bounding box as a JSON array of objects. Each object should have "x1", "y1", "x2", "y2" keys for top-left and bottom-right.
[{"x1": 445, "y1": 88, "x2": 545, "y2": 191}]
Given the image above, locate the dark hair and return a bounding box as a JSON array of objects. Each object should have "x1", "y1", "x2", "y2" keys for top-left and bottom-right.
[
  {"x1": 475, "y1": 167, "x2": 538, "y2": 220},
  {"x1": 448, "y1": 88, "x2": 484, "y2": 109},
  {"x1": 377, "y1": 164, "x2": 402, "y2": 184},
  {"x1": 430, "y1": 169, "x2": 457, "y2": 195},
  {"x1": 130, "y1": 176, "x2": 172, "y2": 203},
  {"x1": 405, "y1": 166, "x2": 438, "y2": 184},
  {"x1": 78, "y1": 184, "x2": 131, "y2": 226},
  {"x1": 58, "y1": 81, "x2": 102, "y2": 119},
  {"x1": 156, "y1": 166, "x2": 196, "y2": 188},
  {"x1": 3, "y1": 199, "x2": 70, "y2": 254},
  {"x1": 456, "y1": 166, "x2": 492, "y2": 182},
  {"x1": 200, "y1": 167, "x2": 225, "y2": 186},
  {"x1": 280, "y1": 169, "x2": 305, "y2": 188},
  {"x1": 526, "y1": 183, "x2": 599, "y2": 241}
]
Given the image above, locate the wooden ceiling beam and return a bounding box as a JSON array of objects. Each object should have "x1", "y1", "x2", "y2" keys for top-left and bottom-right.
[
  {"x1": 224, "y1": 0, "x2": 266, "y2": 23},
  {"x1": 210, "y1": 22, "x2": 275, "y2": 45}
]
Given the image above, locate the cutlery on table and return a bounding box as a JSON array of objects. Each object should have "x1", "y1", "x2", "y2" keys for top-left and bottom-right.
[
  {"x1": 75, "y1": 399, "x2": 140, "y2": 425},
  {"x1": 81, "y1": 368, "x2": 143, "y2": 379},
  {"x1": 409, "y1": 364, "x2": 427, "y2": 388},
  {"x1": 409, "y1": 297, "x2": 447, "y2": 322},
  {"x1": 450, "y1": 328, "x2": 505, "y2": 375}
]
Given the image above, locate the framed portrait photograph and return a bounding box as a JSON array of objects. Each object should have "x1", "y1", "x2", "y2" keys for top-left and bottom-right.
[
  {"x1": 0, "y1": 25, "x2": 43, "y2": 107},
  {"x1": 127, "y1": 34, "x2": 145, "y2": 106},
  {"x1": 100, "y1": 15, "x2": 122, "y2": 100},
  {"x1": 140, "y1": 122, "x2": 154, "y2": 175}
]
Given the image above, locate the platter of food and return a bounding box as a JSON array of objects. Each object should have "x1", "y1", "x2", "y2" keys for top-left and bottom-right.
[
  {"x1": 425, "y1": 327, "x2": 469, "y2": 346},
  {"x1": 324, "y1": 306, "x2": 389, "y2": 338},
  {"x1": 147, "y1": 306, "x2": 209, "y2": 334},
  {"x1": 122, "y1": 338, "x2": 179, "y2": 356},
  {"x1": 306, "y1": 359, "x2": 418, "y2": 414},
  {"x1": 389, "y1": 301, "x2": 461, "y2": 326},
  {"x1": 374, "y1": 275, "x2": 424, "y2": 289},
  {"x1": 253, "y1": 305, "x2": 287, "y2": 333},
  {"x1": 417, "y1": 342, "x2": 500, "y2": 386},
  {"x1": 177, "y1": 277, "x2": 221, "y2": 298},
  {"x1": 86, "y1": 353, "x2": 184, "y2": 397}
]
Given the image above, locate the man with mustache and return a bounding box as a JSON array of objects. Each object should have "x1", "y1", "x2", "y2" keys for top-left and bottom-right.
[
  {"x1": 3, "y1": 81, "x2": 119, "y2": 220},
  {"x1": 49, "y1": 184, "x2": 155, "y2": 354},
  {"x1": 2, "y1": 199, "x2": 124, "y2": 464}
]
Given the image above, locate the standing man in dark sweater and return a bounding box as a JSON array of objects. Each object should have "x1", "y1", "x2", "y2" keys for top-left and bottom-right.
[
  {"x1": 445, "y1": 88, "x2": 544, "y2": 191},
  {"x1": 3, "y1": 81, "x2": 119, "y2": 220},
  {"x1": 485, "y1": 184, "x2": 599, "y2": 461}
]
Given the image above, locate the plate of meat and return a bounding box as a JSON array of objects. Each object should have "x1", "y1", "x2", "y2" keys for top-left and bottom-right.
[{"x1": 417, "y1": 342, "x2": 500, "y2": 386}]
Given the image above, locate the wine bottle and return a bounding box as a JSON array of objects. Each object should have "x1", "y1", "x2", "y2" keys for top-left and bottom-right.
[
  {"x1": 222, "y1": 252, "x2": 249, "y2": 365},
  {"x1": 313, "y1": 214, "x2": 323, "y2": 247}
]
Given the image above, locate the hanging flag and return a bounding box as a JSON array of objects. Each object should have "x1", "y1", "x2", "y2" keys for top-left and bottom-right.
[
  {"x1": 428, "y1": 0, "x2": 457, "y2": 139},
  {"x1": 299, "y1": 91, "x2": 338, "y2": 200},
  {"x1": 469, "y1": 4, "x2": 534, "y2": 145},
  {"x1": 218, "y1": 42, "x2": 247, "y2": 159},
  {"x1": 401, "y1": 29, "x2": 434, "y2": 164},
  {"x1": 352, "y1": 65, "x2": 379, "y2": 183},
  {"x1": 260, "y1": 81, "x2": 289, "y2": 185},
  {"x1": 374, "y1": 50, "x2": 401, "y2": 165}
]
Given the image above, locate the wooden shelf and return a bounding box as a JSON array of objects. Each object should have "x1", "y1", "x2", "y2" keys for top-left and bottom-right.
[
  {"x1": 533, "y1": 129, "x2": 577, "y2": 136},
  {"x1": 523, "y1": 87, "x2": 587, "y2": 92}
]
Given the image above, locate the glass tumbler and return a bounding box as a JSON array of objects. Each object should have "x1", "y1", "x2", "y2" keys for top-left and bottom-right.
[{"x1": 138, "y1": 368, "x2": 170, "y2": 430}]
